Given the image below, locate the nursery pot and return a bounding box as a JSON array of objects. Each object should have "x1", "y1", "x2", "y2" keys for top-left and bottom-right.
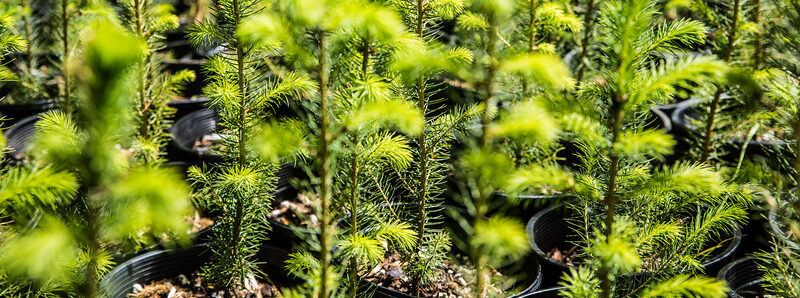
[
  {"x1": 0, "y1": 99, "x2": 55, "y2": 124},
  {"x1": 671, "y1": 98, "x2": 791, "y2": 162},
  {"x1": 101, "y1": 244, "x2": 212, "y2": 298},
  {"x1": 168, "y1": 97, "x2": 211, "y2": 121},
  {"x1": 528, "y1": 204, "x2": 743, "y2": 287},
  {"x1": 492, "y1": 192, "x2": 570, "y2": 221},
  {"x1": 717, "y1": 257, "x2": 768, "y2": 298},
  {"x1": 168, "y1": 108, "x2": 223, "y2": 163},
  {"x1": 768, "y1": 207, "x2": 800, "y2": 250},
  {"x1": 101, "y1": 243, "x2": 294, "y2": 298},
  {"x1": 361, "y1": 261, "x2": 541, "y2": 298},
  {"x1": 520, "y1": 287, "x2": 567, "y2": 298},
  {"x1": 353, "y1": 205, "x2": 543, "y2": 298},
  {"x1": 3, "y1": 114, "x2": 40, "y2": 163}
]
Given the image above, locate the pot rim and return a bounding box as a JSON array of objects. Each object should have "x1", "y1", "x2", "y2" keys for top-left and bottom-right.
[{"x1": 528, "y1": 204, "x2": 743, "y2": 272}]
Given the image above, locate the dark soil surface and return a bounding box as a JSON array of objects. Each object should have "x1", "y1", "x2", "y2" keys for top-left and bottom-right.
[
  {"x1": 361, "y1": 251, "x2": 506, "y2": 297},
  {"x1": 268, "y1": 193, "x2": 318, "y2": 228},
  {"x1": 129, "y1": 270, "x2": 279, "y2": 298},
  {"x1": 547, "y1": 245, "x2": 579, "y2": 266},
  {"x1": 192, "y1": 133, "x2": 223, "y2": 155},
  {"x1": 189, "y1": 212, "x2": 214, "y2": 233}
]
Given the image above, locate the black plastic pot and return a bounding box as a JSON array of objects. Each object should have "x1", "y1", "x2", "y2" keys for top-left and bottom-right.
[
  {"x1": 520, "y1": 287, "x2": 566, "y2": 298},
  {"x1": 101, "y1": 244, "x2": 212, "y2": 298},
  {"x1": 363, "y1": 261, "x2": 541, "y2": 298},
  {"x1": 768, "y1": 208, "x2": 800, "y2": 250},
  {"x1": 717, "y1": 257, "x2": 768, "y2": 298},
  {"x1": 168, "y1": 97, "x2": 211, "y2": 121},
  {"x1": 0, "y1": 100, "x2": 55, "y2": 124},
  {"x1": 492, "y1": 192, "x2": 570, "y2": 221},
  {"x1": 528, "y1": 204, "x2": 743, "y2": 287},
  {"x1": 101, "y1": 243, "x2": 295, "y2": 298},
  {"x1": 167, "y1": 108, "x2": 223, "y2": 163},
  {"x1": 356, "y1": 205, "x2": 543, "y2": 297},
  {"x1": 671, "y1": 98, "x2": 791, "y2": 162},
  {"x1": 3, "y1": 114, "x2": 40, "y2": 162}
]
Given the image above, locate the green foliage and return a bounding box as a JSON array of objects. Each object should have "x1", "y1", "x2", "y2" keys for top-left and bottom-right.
[
  {"x1": 120, "y1": 0, "x2": 193, "y2": 164},
  {"x1": 242, "y1": 1, "x2": 427, "y2": 297},
  {"x1": 0, "y1": 23, "x2": 192, "y2": 297},
  {"x1": 639, "y1": 275, "x2": 727, "y2": 298}
]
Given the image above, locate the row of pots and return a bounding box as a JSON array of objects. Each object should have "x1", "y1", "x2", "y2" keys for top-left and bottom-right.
[
  {"x1": 521, "y1": 202, "x2": 797, "y2": 297},
  {"x1": 102, "y1": 187, "x2": 545, "y2": 297},
  {"x1": 103, "y1": 191, "x2": 773, "y2": 297}
]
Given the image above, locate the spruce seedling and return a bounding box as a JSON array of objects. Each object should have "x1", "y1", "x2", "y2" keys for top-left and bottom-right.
[
  {"x1": 0, "y1": 1, "x2": 54, "y2": 103},
  {"x1": 1, "y1": 22, "x2": 192, "y2": 298},
  {"x1": 186, "y1": 0, "x2": 315, "y2": 294},
  {"x1": 121, "y1": 0, "x2": 195, "y2": 164},
  {"x1": 555, "y1": 0, "x2": 747, "y2": 296},
  {"x1": 455, "y1": 0, "x2": 575, "y2": 295},
  {"x1": 239, "y1": 1, "x2": 424, "y2": 296},
  {"x1": 56, "y1": 0, "x2": 78, "y2": 114},
  {"x1": 387, "y1": 0, "x2": 490, "y2": 294},
  {"x1": 0, "y1": 8, "x2": 26, "y2": 85},
  {"x1": 699, "y1": 0, "x2": 744, "y2": 162},
  {"x1": 754, "y1": 73, "x2": 800, "y2": 297}
]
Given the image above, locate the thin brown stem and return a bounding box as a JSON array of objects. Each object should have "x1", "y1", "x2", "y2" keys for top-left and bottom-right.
[
  {"x1": 317, "y1": 31, "x2": 332, "y2": 298},
  {"x1": 349, "y1": 133, "x2": 360, "y2": 298},
  {"x1": 600, "y1": 99, "x2": 625, "y2": 298},
  {"x1": 412, "y1": 1, "x2": 429, "y2": 295},
  {"x1": 82, "y1": 203, "x2": 101, "y2": 298},
  {"x1": 61, "y1": 0, "x2": 71, "y2": 115},
  {"x1": 475, "y1": 12, "x2": 499, "y2": 298},
  {"x1": 575, "y1": 0, "x2": 595, "y2": 85},
  {"x1": 700, "y1": 0, "x2": 741, "y2": 162},
  {"x1": 752, "y1": 0, "x2": 763, "y2": 70}
]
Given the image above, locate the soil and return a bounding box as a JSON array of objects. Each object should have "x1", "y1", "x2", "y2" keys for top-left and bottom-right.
[
  {"x1": 268, "y1": 193, "x2": 318, "y2": 228},
  {"x1": 129, "y1": 270, "x2": 279, "y2": 298},
  {"x1": 192, "y1": 133, "x2": 223, "y2": 155},
  {"x1": 188, "y1": 212, "x2": 214, "y2": 233},
  {"x1": 547, "y1": 245, "x2": 579, "y2": 266},
  {"x1": 361, "y1": 251, "x2": 504, "y2": 298}
]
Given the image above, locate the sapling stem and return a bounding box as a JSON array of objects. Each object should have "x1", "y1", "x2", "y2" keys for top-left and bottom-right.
[
  {"x1": 61, "y1": 0, "x2": 71, "y2": 115},
  {"x1": 600, "y1": 100, "x2": 624, "y2": 298},
  {"x1": 226, "y1": 1, "x2": 249, "y2": 294},
  {"x1": 348, "y1": 41, "x2": 370, "y2": 298},
  {"x1": 348, "y1": 132, "x2": 360, "y2": 298},
  {"x1": 412, "y1": 1, "x2": 429, "y2": 294},
  {"x1": 575, "y1": 0, "x2": 595, "y2": 85},
  {"x1": 793, "y1": 110, "x2": 800, "y2": 219},
  {"x1": 700, "y1": 0, "x2": 740, "y2": 162},
  {"x1": 522, "y1": 0, "x2": 537, "y2": 94},
  {"x1": 133, "y1": 0, "x2": 152, "y2": 160},
  {"x1": 317, "y1": 30, "x2": 332, "y2": 298},
  {"x1": 752, "y1": 0, "x2": 763, "y2": 70},
  {"x1": 83, "y1": 204, "x2": 101, "y2": 298},
  {"x1": 474, "y1": 11, "x2": 499, "y2": 298}
]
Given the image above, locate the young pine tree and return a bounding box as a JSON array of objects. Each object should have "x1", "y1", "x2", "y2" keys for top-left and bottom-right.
[
  {"x1": 55, "y1": 0, "x2": 78, "y2": 114},
  {"x1": 186, "y1": 0, "x2": 315, "y2": 294},
  {"x1": 557, "y1": 0, "x2": 747, "y2": 296},
  {"x1": 689, "y1": 0, "x2": 768, "y2": 163},
  {"x1": 454, "y1": 0, "x2": 576, "y2": 296},
  {"x1": 239, "y1": 1, "x2": 424, "y2": 296},
  {"x1": 0, "y1": 1, "x2": 57, "y2": 103},
  {"x1": 753, "y1": 72, "x2": 800, "y2": 297},
  {"x1": 120, "y1": 0, "x2": 195, "y2": 164},
  {"x1": 0, "y1": 22, "x2": 192, "y2": 298},
  {"x1": 387, "y1": 0, "x2": 486, "y2": 294},
  {"x1": 0, "y1": 8, "x2": 26, "y2": 85}
]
